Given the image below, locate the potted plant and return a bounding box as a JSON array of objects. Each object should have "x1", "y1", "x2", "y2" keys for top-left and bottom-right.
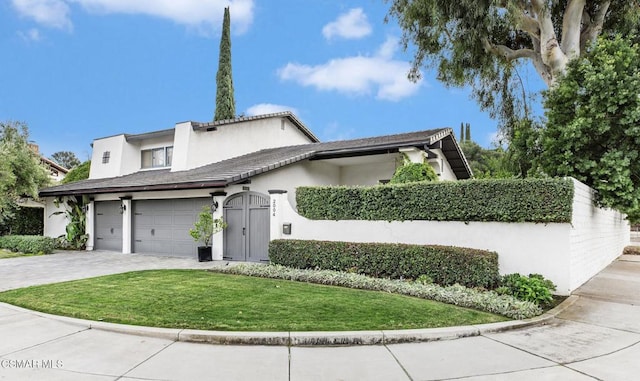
[{"x1": 189, "y1": 206, "x2": 227, "y2": 262}]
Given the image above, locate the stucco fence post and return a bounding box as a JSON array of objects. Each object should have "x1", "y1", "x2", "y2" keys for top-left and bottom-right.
[{"x1": 268, "y1": 178, "x2": 630, "y2": 295}]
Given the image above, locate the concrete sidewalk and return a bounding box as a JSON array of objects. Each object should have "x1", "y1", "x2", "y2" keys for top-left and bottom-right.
[{"x1": 0, "y1": 251, "x2": 639, "y2": 380}]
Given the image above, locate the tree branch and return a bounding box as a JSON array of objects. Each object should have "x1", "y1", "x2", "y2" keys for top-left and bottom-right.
[
  {"x1": 531, "y1": 0, "x2": 568, "y2": 83},
  {"x1": 483, "y1": 39, "x2": 537, "y2": 61},
  {"x1": 518, "y1": 14, "x2": 540, "y2": 40},
  {"x1": 530, "y1": 40, "x2": 553, "y2": 86},
  {"x1": 561, "y1": 0, "x2": 586, "y2": 59},
  {"x1": 580, "y1": 1, "x2": 611, "y2": 52}
]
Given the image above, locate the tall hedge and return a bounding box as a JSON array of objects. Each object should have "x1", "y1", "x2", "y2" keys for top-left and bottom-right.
[
  {"x1": 0, "y1": 206, "x2": 43, "y2": 235},
  {"x1": 296, "y1": 178, "x2": 574, "y2": 223},
  {"x1": 269, "y1": 239, "x2": 500, "y2": 288}
]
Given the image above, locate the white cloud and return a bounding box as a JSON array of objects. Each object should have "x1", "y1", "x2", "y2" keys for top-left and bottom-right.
[
  {"x1": 12, "y1": 0, "x2": 72, "y2": 30},
  {"x1": 18, "y1": 28, "x2": 42, "y2": 41},
  {"x1": 11, "y1": 0, "x2": 254, "y2": 34},
  {"x1": 322, "y1": 8, "x2": 371, "y2": 40},
  {"x1": 246, "y1": 103, "x2": 298, "y2": 116},
  {"x1": 376, "y1": 36, "x2": 398, "y2": 59},
  {"x1": 278, "y1": 37, "x2": 422, "y2": 101}
]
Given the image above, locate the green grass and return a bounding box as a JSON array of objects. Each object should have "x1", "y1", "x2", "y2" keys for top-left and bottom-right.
[
  {"x1": 0, "y1": 249, "x2": 43, "y2": 259},
  {"x1": 0, "y1": 270, "x2": 507, "y2": 331}
]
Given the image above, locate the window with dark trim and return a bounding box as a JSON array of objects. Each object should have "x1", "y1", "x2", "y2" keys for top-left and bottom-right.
[
  {"x1": 102, "y1": 151, "x2": 110, "y2": 164},
  {"x1": 141, "y1": 146, "x2": 173, "y2": 169}
]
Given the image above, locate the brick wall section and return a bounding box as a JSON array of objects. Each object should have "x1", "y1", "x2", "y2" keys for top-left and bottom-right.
[{"x1": 569, "y1": 179, "x2": 630, "y2": 290}]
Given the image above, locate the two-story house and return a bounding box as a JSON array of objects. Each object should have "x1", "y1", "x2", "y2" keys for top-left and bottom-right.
[{"x1": 40, "y1": 112, "x2": 472, "y2": 262}]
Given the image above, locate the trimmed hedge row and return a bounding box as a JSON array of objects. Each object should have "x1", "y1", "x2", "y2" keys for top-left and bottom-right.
[
  {"x1": 0, "y1": 235, "x2": 56, "y2": 254},
  {"x1": 296, "y1": 178, "x2": 574, "y2": 223},
  {"x1": 269, "y1": 239, "x2": 500, "y2": 288},
  {"x1": 0, "y1": 207, "x2": 44, "y2": 236}
]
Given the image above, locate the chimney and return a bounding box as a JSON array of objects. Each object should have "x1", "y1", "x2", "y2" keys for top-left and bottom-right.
[{"x1": 28, "y1": 143, "x2": 40, "y2": 154}]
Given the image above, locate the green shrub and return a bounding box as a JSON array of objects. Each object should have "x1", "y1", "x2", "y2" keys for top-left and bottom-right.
[
  {"x1": 212, "y1": 264, "x2": 542, "y2": 319},
  {"x1": 0, "y1": 235, "x2": 56, "y2": 254},
  {"x1": 390, "y1": 162, "x2": 438, "y2": 184},
  {"x1": 52, "y1": 196, "x2": 88, "y2": 250},
  {"x1": 497, "y1": 273, "x2": 556, "y2": 307},
  {"x1": 0, "y1": 206, "x2": 43, "y2": 235},
  {"x1": 269, "y1": 239, "x2": 500, "y2": 289},
  {"x1": 61, "y1": 161, "x2": 90, "y2": 184},
  {"x1": 296, "y1": 178, "x2": 574, "y2": 223}
]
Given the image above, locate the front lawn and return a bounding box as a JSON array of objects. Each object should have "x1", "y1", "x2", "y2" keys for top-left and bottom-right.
[
  {"x1": 0, "y1": 270, "x2": 507, "y2": 331},
  {"x1": 0, "y1": 249, "x2": 43, "y2": 259}
]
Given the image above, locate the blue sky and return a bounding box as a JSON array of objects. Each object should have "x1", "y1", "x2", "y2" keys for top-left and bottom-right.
[{"x1": 1, "y1": 0, "x2": 546, "y2": 161}]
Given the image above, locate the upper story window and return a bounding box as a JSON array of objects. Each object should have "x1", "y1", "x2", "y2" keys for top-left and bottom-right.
[
  {"x1": 142, "y1": 146, "x2": 173, "y2": 169},
  {"x1": 102, "y1": 151, "x2": 110, "y2": 164}
]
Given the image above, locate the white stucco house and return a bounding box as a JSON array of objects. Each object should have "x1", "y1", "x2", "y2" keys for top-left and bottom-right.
[{"x1": 40, "y1": 112, "x2": 472, "y2": 262}]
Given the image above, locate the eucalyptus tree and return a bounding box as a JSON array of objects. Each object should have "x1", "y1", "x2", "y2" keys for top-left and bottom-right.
[{"x1": 386, "y1": 0, "x2": 639, "y2": 123}]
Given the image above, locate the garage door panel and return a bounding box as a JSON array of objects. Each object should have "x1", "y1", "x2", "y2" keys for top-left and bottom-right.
[
  {"x1": 172, "y1": 228, "x2": 192, "y2": 240},
  {"x1": 173, "y1": 214, "x2": 196, "y2": 226},
  {"x1": 172, "y1": 243, "x2": 194, "y2": 256},
  {"x1": 133, "y1": 198, "x2": 209, "y2": 258},
  {"x1": 148, "y1": 212, "x2": 171, "y2": 224},
  {"x1": 95, "y1": 201, "x2": 123, "y2": 251}
]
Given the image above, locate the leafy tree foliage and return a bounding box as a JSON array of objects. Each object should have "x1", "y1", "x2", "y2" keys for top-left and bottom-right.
[
  {"x1": 51, "y1": 151, "x2": 81, "y2": 169},
  {"x1": 0, "y1": 121, "x2": 50, "y2": 225},
  {"x1": 390, "y1": 162, "x2": 439, "y2": 183},
  {"x1": 386, "y1": 0, "x2": 640, "y2": 133},
  {"x1": 214, "y1": 7, "x2": 236, "y2": 121},
  {"x1": 459, "y1": 141, "x2": 512, "y2": 179},
  {"x1": 540, "y1": 35, "x2": 640, "y2": 220},
  {"x1": 61, "y1": 161, "x2": 91, "y2": 184}
]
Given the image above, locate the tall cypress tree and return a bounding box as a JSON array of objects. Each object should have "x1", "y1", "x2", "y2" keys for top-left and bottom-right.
[
  {"x1": 465, "y1": 123, "x2": 471, "y2": 142},
  {"x1": 214, "y1": 7, "x2": 235, "y2": 121}
]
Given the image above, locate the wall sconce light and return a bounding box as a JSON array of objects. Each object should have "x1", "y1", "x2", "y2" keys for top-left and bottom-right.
[
  {"x1": 119, "y1": 204, "x2": 127, "y2": 214},
  {"x1": 211, "y1": 200, "x2": 219, "y2": 213},
  {"x1": 82, "y1": 205, "x2": 89, "y2": 213}
]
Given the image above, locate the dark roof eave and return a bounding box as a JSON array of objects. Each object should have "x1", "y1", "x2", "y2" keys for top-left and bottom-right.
[
  {"x1": 39, "y1": 180, "x2": 228, "y2": 197},
  {"x1": 312, "y1": 140, "x2": 433, "y2": 160}
]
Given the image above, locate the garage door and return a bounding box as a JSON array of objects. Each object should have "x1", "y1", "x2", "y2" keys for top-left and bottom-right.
[
  {"x1": 95, "y1": 201, "x2": 123, "y2": 251},
  {"x1": 133, "y1": 198, "x2": 210, "y2": 257}
]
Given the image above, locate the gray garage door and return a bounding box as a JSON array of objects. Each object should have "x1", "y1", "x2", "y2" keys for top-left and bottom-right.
[
  {"x1": 133, "y1": 198, "x2": 210, "y2": 258},
  {"x1": 95, "y1": 201, "x2": 123, "y2": 251},
  {"x1": 223, "y1": 192, "x2": 270, "y2": 262}
]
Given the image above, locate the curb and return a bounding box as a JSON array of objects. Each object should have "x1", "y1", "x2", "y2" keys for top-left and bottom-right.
[{"x1": 0, "y1": 296, "x2": 579, "y2": 346}]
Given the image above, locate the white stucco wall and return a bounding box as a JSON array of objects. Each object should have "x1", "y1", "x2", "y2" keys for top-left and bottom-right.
[
  {"x1": 568, "y1": 179, "x2": 630, "y2": 291},
  {"x1": 339, "y1": 160, "x2": 397, "y2": 186},
  {"x1": 171, "y1": 118, "x2": 313, "y2": 172},
  {"x1": 90, "y1": 134, "x2": 176, "y2": 180},
  {"x1": 427, "y1": 148, "x2": 457, "y2": 181},
  {"x1": 89, "y1": 135, "x2": 127, "y2": 179},
  {"x1": 43, "y1": 197, "x2": 71, "y2": 238},
  {"x1": 268, "y1": 178, "x2": 630, "y2": 295}
]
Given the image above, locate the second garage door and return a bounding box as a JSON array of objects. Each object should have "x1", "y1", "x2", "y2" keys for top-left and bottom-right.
[
  {"x1": 95, "y1": 201, "x2": 123, "y2": 251},
  {"x1": 133, "y1": 198, "x2": 210, "y2": 257}
]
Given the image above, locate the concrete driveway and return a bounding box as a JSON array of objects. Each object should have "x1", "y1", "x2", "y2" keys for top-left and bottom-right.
[{"x1": 0, "y1": 250, "x2": 639, "y2": 380}]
